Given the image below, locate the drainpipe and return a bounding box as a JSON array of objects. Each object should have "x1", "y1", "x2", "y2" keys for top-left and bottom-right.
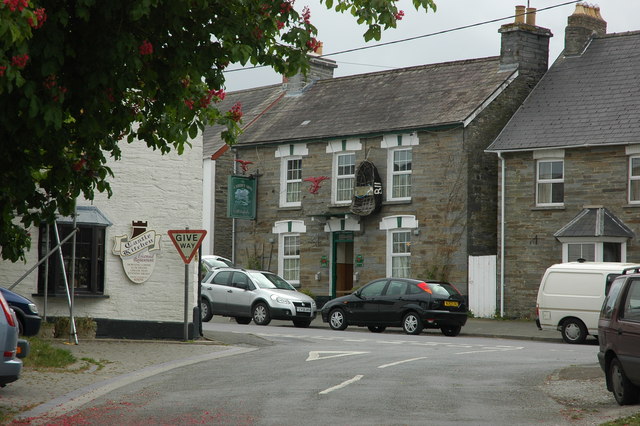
[{"x1": 497, "y1": 152, "x2": 505, "y2": 317}]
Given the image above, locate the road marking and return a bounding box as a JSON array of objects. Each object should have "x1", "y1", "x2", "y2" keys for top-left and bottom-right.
[
  {"x1": 319, "y1": 375, "x2": 364, "y2": 395},
  {"x1": 306, "y1": 351, "x2": 369, "y2": 361},
  {"x1": 455, "y1": 346, "x2": 523, "y2": 355},
  {"x1": 378, "y1": 357, "x2": 428, "y2": 369}
]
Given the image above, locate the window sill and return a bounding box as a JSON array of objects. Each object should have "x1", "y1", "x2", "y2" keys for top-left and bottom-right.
[
  {"x1": 623, "y1": 204, "x2": 640, "y2": 208},
  {"x1": 33, "y1": 293, "x2": 110, "y2": 299},
  {"x1": 277, "y1": 206, "x2": 302, "y2": 211},
  {"x1": 531, "y1": 205, "x2": 565, "y2": 211},
  {"x1": 383, "y1": 199, "x2": 412, "y2": 206}
]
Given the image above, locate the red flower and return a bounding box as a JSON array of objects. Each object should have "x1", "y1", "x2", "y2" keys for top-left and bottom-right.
[
  {"x1": 229, "y1": 102, "x2": 243, "y2": 122},
  {"x1": 28, "y1": 8, "x2": 47, "y2": 29},
  {"x1": 3, "y1": 0, "x2": 28, "y2": 12},
  {"x1": 139, "y1": 40, "x2": 153, "y2": 56},
  {"x1": 276, "y1": 21, "x2": 285, "y2": 30},
  {"x1": 11, "y1": 54, "x2": 29, "y2": 69},
  {"x1": 301, "y1": 6, "x2": 311, "y2": 24},
  {"x1": 0, "y1": 66, "x2": 6, "y2": 77},
  {"x1": 280, "y1": 0, "x2": 293, "y2": 14},
  {"x1": 394, "y1": 10, "x2": 405, "y2": 20},
  {"x1": 306, "y1": 37, "x2": 320, "y2": 52},
  {"x1": 184, "y1": 99, "x2": 194, "y2": 110}
]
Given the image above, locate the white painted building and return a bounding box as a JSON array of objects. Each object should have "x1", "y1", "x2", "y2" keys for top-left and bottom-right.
[{"x1": 1, "y1": 135, "x2": 204, "y2": 339}]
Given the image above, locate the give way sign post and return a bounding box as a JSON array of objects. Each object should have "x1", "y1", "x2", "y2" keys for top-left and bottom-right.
[{"x1": 168, "y1": 229, "x2": 207, "y2": 341}]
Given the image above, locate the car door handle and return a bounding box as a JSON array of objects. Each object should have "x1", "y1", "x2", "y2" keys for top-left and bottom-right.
[{"x1": 227, "y1": 289, "x2": 233, "y2": 293}]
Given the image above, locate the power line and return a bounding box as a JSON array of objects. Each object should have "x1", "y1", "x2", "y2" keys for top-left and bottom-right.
[{"x1": 225, "y1": 0, "x2": 580, "y2": 74}]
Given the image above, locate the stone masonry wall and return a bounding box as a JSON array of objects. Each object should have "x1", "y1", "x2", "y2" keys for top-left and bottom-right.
[{"x1": 500, "y1": 145, "x2": 640, "y2": 317}]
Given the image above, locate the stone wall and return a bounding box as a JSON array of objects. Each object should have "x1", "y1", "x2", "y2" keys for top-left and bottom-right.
[{"x1": 500, "y1": 145, "x2": 640, "y2": 317}]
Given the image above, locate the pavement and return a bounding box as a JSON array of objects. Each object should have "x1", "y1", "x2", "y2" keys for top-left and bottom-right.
[{"x1": 0, "y1": 317, "x2": 612, "y2": 424}]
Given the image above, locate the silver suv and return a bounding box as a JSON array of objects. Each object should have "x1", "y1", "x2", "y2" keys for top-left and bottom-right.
[{"x1": 200, "y1": 268, "x2": 317, "y2": 328}]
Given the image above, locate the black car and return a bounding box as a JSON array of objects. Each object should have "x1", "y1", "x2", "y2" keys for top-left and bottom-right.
[
  {"x1": 321, "y1": 278, "x2": 468, "y2": 336},
  {"x1": 0, "y1": 288, "x2": 42, "y2": 336}
]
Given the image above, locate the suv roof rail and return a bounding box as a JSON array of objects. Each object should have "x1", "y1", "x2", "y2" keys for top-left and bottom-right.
[{"x1": 622, "y1": 266, "x2": 640, "y2": 275}]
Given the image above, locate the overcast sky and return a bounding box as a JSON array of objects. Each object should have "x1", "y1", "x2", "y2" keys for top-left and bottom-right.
[{"x1": 223, "y1": 0, "x2": 640, "y2": 92}]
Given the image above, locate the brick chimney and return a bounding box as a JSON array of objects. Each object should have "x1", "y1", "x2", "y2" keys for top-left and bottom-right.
[
  {"x1": 564, "y1": 2, "x2": 607, "y2": 56},
  {"x1": 498, "y1": 6, "x2": 553, "y2": 85},
  {"x1": 283, "y1": 42, "x2": 337, "y2": 95}
]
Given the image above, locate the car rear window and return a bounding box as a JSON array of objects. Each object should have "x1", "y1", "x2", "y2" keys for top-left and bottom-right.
[{"x1": 416, "y1": 282, "x2": 461, "y2": 298}]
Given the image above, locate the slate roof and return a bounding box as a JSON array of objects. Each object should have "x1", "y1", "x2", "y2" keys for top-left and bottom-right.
[
  {"x1": 204, "y1": 56, "x2": 517, "y2": 154},
  {"x1": 487, "y1": 31, "x2": 640, "y2": 152},
  {"x1": 554, "y1": 207, "x2": 634, "y2": 238}
]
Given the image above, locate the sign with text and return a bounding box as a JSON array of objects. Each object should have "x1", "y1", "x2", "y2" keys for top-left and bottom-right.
[
  {"x1": 167, "y1": 229, "x2": 207, "y2": 264},
  {"x1": 227, "y1": 175, "x2": 256, "y2": 220}
]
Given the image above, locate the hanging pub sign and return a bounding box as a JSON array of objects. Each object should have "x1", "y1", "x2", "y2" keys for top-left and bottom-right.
[
  {"x1": 112, "y1": 221, "x2": 162, "y2": 284},
  {"x1": 350, "y1": 160, "x2": 383, "y2": 216},
  {"x1": 228, "y1": 175, "x2": 257, "y2": 220}
]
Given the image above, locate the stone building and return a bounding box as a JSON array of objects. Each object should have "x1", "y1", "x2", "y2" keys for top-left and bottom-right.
[
  {"x1": 205, "y1": 7, "x2": 553, "y2": 314},
  {"x1": 486, "y1": 4, "x2": 640, "y2": 317}
]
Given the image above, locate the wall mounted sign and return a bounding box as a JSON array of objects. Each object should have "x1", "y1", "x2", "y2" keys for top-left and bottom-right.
[
  {"x1": 355, "y1": 254, "x2": 364, "y2": 267},
  {"x1": 112, "y1": 221, "x2": 162, "y2": 283},
  {"x1": 350, "y1": 160, "x2": 382, "y2": 216},
  {"x1": 228, "y1": 175, "x2": 257, "y2": 219}
]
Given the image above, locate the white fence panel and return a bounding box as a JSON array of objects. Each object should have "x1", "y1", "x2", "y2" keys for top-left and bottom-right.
[{"x1": 468, "y1": 255, "x2": 497, "y2": 318}]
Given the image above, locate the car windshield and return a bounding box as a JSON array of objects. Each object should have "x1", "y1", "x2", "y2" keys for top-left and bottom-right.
[
  {"x1": 249, "y1": 272, "x2": 296, "y2": 290},
  {"x1": 203, "y1": 257, "x2": 233, "y2": 268}
]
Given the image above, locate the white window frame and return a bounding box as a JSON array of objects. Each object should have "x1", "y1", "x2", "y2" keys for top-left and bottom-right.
[
  {"x1": 276, "y1": 144, "x2": 308, "y2": 208},
  {"x1": 280, "y1": 233, "x2": 301, "y2": 286},
  {"x1": 628, "y1": 155, "x2": 640, "y2": 204},
  {"x1": 379, "y1": 215, "x2": 418, "y2": 277},
  {"x1": 332, "y1": 152, "x2": 356, "y2": 204},
  {"x1": 272, "y1": 220, "x2": 306, "y2": 287},
  {"x1": 559, "y1": 237, "x2": 627, "y2": 262},
  {"x1": 535, "y1": 159, "x2": 564, "y2": 206},
  {"x1": 280, "y1": 156, "x2": 302, "y2": 207},
  {"x1": 381, "y1": 133, "x2": 418, "y2": 202},
  {"x1": 387, "y1": 147, "x2": 412, "y2": 201}
]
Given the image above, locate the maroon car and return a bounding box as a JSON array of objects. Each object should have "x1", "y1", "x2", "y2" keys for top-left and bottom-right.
[{"x1": 598, "y1": 273, "x2": 640, "y2": 405}]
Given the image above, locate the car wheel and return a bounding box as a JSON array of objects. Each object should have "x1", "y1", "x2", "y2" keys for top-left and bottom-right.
[
  {"x1": 610, "y1": 358, "x2": 640, "y2": 405},
  {"x1": 235, "y1": 317, "x2": 251, "y2": 325},
  {"x1": 441, "y1": 325, "x2": 461, "y2": 337},
  {"x1": 367, "y1": 325, "x2": 386, "y2": 333},
  {"x1": 252, "y1": 302, "x2": 271, "y2": 326},
  {"x1": 293, "y1": 320, "x2": 311, "y2": 328},
  {"x1": 200, "y1": 298, "x2": 213, "y2": 322},
  {"x1": 328, "y1": 309, "x2": 348, "y2": 330},
  {"x1": 402, "y1": 312, "x2": 423, "y2": 335},
  {"x1": 561, "y1": 318, "x2": 587, "y2": 344}
]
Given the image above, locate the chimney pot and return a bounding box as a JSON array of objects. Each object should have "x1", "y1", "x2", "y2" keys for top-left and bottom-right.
[
  {"x1": 525, "y1": 7, "x2": 536, "y2": 26},
  {"x1": 515, "y1": 5, "x2": 526, "y2": 24}
]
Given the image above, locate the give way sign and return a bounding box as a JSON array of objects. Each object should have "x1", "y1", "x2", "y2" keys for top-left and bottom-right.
[{"x1": 167, "y1": 229, "x2": 207, "y2": 264}]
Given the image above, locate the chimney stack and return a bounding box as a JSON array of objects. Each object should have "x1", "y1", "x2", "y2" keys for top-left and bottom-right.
[
  {"x1": 498, "y1": 6, "x2": 553, "y2": 85},
  {"x1": 564, "y1": 2, "x2": 607, "y2": 56},
  {"x1": 282, "y1": 41, "x2": 337, "y2": 95}
]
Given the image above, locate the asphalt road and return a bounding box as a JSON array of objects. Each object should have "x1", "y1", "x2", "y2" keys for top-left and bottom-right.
[{"x1": 19, "y1": 318, "x2": 640, "y2": 425}]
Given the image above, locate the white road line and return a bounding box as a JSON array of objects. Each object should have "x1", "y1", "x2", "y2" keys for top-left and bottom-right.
[
  {"x1": 319, "y1": 375, "x2": 364, "y2": 395},
  {"x1": 307, "y1": 351, "x2": 369, "y2": 361},
  {"x1": 378, "y1": 357, "x2": 428, "y2": 369},
  {"x1": 455, "y1": 346, "x2": 523, "y2": 355}
]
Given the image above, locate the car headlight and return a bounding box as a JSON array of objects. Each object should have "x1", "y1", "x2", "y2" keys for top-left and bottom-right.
[
  {"x1": 311, "y1": 300, "x2": 317, "y2": 309},
  {"x1": 28, "y1": 303, "x2": 39, "y2": 315},
  {"x1": 270, "y1": 295, "x2": 292, "y2": 305}
]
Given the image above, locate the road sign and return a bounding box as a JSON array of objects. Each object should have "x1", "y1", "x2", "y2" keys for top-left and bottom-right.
[{"x1": 167, "y1": 229, "x2": 207, "y2": 264}]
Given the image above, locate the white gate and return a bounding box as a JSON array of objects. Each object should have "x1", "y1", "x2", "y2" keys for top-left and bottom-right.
[{"x1": 468, "y1": 255, "x2": 497, "y2": 318}]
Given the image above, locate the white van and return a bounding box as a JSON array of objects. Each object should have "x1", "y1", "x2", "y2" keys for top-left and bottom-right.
[{"x1": 536, "y1": 262, "x2": 640, "y2": 344}]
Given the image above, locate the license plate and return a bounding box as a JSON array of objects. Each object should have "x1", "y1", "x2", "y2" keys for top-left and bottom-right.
[
  {"x1": 444, "y1": 301, "x2": 459, "y2": 307},
  {"x1": 296, "y1": 307, "x2": 311, "y2": 313}
]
